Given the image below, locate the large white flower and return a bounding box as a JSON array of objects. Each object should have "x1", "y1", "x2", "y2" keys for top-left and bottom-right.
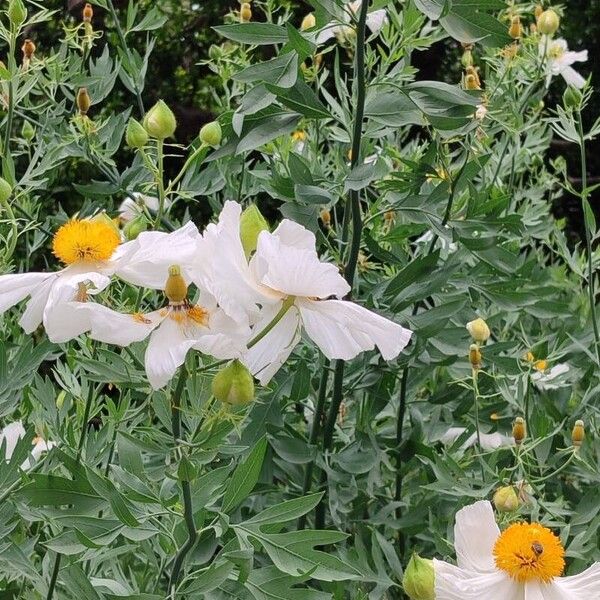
[
  {"x1": 437, "y1": 427, "x2": 512, "y2": 451},
  {"x1": 84, "y1": 265, "x2": 250, "y2": 389},
  {"x1": 0, "y1": 218, "x2": 201, "y2": 344},
  {"x1": 195, "y1": 201, "x2": 413, "y2": 385},
  {"x1": 0, "y1": 421, "x2": 55, "y2": 469},
  {"x1": 316, "y1": 1, "x2": 387, "y2": 45},
  {"x1": 543, "y1": 38, "x2": 588, "y2": 89},
  {"x1": 434, "y1": 500, "x2": 600, "y2": 599}
]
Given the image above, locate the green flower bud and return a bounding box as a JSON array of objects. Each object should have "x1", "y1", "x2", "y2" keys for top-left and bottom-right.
[
  {"x1": 212, "y1": 360, "x2": 255, "y2": 406},
  {"x1": 493, "y1": 486, "x2": 520, "y2": 512},
  {"x1": 403, "y1": 554, "x2": 435, "y2": 600},
  {"x1": 126, "y1": 117, "x2": 149, "y2": 148},
  {"x1": 563, "y1": 86, "x2": 582, "y2": 110},
  {"x1": 8, "y1": 0, "x2": 27, "y2": 27},
  {"x1": 461, "y1": 49, "x2": 473, "y2": 68},
  {"x1": 0, "y1": 177, "x2": 13, "y2": 204},
  {"x1": 143, "y1": 100, "x2": 177, "y2": 140},
  {"x1": 199, "y1": 121, "x2": 222, "y2": 147},
  {"x1": 21, "y1": 120, "x2": 35, "y2": 142},
  {"x1": 123, "y1": 214, "x2": 149, "y2": 240},
  {"x1": 240, "y1": 204, "x2": 269, "y2": 258},
  {"x1": 537, "y1": 9, "x2": 560, "y2": 35}
]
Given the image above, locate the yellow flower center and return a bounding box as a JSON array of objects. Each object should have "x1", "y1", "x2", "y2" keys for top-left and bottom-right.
[
  {"x1": 534, "y1": 359, "x2": 548, "y2": 372},
  {"x1": 494, "y1": 522, "x2": 565, "y2": 583},
  {"x1": 169, "y1": 304, "x2": 209, "y2": 326},
  {"x1": 549, "y1": 45, "x2": 564, "y2": 59},
  {"x1": 52, "y1": 219, "x2": 120, "y2": 265}
]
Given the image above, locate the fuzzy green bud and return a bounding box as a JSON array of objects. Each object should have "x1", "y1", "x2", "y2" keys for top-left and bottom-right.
[
  {"x1": 537, "y1": 9, "x2": 560, "y2": 35},
  {"x1": 126, "y1": 117, "x2": 149, "y2": 148},
  {"x1": 493, "y1": 486, "x2": 520, "y2": 512},
  {"x1": 212, "y1": 360, "x2": 255, "y2": 406},
  {"x1": 8, "y1": 0, "x2": 27, "y2": 27},
  {"x1": 240, "y1": 204, "x2": 269, "y2": 258},
  {"x1": 21, "y1": 120, "x2": 35, "y2": 142},
  {"x1": 403, "y1": 554, "x2": 435, "y2": 600},
  {"x1": 123, "y1": 214, "x2": 149, "y2": 240},
  {"x1": 143, "y1": 100, "x2": 177, "y2": 140},
  {"x1": 563, "y1": 86, "x2": 582, "y2": 110},
  {"x1": 0, "y1": 177, "x2": 13, "y2": 204},
  {"x1": 199, "y1": 121, "x2": 222, "y2": 147}
]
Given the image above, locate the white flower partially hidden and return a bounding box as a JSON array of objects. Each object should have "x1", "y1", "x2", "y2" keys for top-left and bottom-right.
[
  {"x1": 316, "y1": 1, "x2": 387, "y2": 45},
  {"x1": 543, "y1": 38, "x2": 588, "y2": 89},
  {"x1": 438, "y1": 427, "x2": 512, "y2": 451},
  {"x1": 531, "y1": 363, "x2": 570, "y2": 391},
  {"x1": 118, "y1": 192, "x2": 172, "y2": 223},
  {"x1": 0, "y1": 421, "x2": 55, "y2": 469},
  {"x1": 434, "y1": 500, "x2": 600, "y2": 599},
  {"x1": 85, "y1": 266, "x2": 250, "y2": 389},
  {"x1": 196, "y1": 202, "x2": 413, "y2": 385}
]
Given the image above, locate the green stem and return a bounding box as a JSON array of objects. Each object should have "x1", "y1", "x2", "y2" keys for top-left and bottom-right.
[
  {"x1": 2, "y1": 28, "x2": 17, "y2": 175},
  {"x1": 0, "y1": 192, "x2": 19, "y2": 262},
  {"x1": 247, "y1": 297, "x2": 296, "y2": 350},
  {"x1": 576, "y1": 110, "x2": 600, "y2": 365},
  {"x1": 168, "y1": 366, "x2": 197, "y2": 594},
  {"x1": 164, "y1": 143, "x2": 208, "y2": 198},
  {"x1": 154, "y1": 139, "x2": 166, "y2": 229}
]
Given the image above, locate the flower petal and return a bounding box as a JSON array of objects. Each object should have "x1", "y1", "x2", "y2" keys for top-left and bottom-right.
[
  {"x1": 547, "y1": 563, "x2": 600, "y2": 598},
  {"x1": 454, "y1": 500, "x2": 500, "y2": 573},
  {"x1": 560, "y1": 66, "x2": 586, "y2": 89},
  {"x1": 0, "y1": 421, "x2": 26, "y2": 461},
  {"x1": 87, "y1": 305, "x2": 163, "y2": 346},
  {"x1": 243, "y1": 303, "x2": 301, "y2": 385},
  {"x1": 192, "y1": 308, "x2": 251, "y2": 359},
  {"x1": 252, "y1": 231, "x2": 350, "y2": 299},
  {"x1": 272, "y1": 219, "x2": 317, "y2": 251},
  {"x1": 18, "y1": 276, "x2": 57, "y2": 333},
  {"x1": 297, "y1": 298, "x2": 412, "y2": 360},
  {"x1": 366, "y1": 9, "x2": 387, "y2": 34},
  {"x1": 0, "y1": 272, "x2": 54, "y2": 314},
  {"x1": 434, "y1": 560, "x2": 522, "y2": 599},
  {"x1": 438, "y1": 427, "x2": 512, "y2": 451}
]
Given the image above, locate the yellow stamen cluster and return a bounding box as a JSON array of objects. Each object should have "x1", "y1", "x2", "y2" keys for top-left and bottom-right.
[
  {"x1": 494, "y1": 522, "x2": 565, "y2": 583},
  {"x1": 52, "y1": 219, "x2": 120, "y2": 265}
]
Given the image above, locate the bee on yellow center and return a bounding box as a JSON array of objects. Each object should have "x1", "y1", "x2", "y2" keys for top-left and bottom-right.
[
  {"x1": 52, "y1": 219, "x2": 120, "y2": 265},
  {"x1": 494, "y1": 522, "x2": 565, "y2": 583}
]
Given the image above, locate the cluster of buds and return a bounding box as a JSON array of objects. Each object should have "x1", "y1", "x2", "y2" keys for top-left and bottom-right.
[
  {"x1": 466, "y1": 317, "x2": 490, "y2": 370},
  {"x1": 21, "y1": 38, "x2": 36, "y2": 69}
]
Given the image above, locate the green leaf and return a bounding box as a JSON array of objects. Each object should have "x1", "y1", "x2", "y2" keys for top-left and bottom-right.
[
  {"x1": 234, "y1": 53, "x2": 298, "y2": 88},
  {"x1": 86, "y1": 467, "x2": 140, "y2": 527},
  {"x1": 236, "y1": 113, "x2": 300, "y2": 154},
  {"x1": 214, "y1": 23, "x2": 289, "y2": 45},
  {"x1": 245, "y1": 493, "x2": 324, "y2": 526},
  {"x1": 222, "y1": 436, "x2": 268, "y2": 513},
  {"x1": 61, "y1": 565, "x2": 103, "y2": 599},
  {"x1": 267, "y1": 80, "x2": 331, "y2": 119}
]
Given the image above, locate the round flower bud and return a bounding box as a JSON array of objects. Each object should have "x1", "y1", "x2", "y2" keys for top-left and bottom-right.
[
  {"x1": 512, "y1": 417, "x2": 526, "y2": 445},
  {"x1": 469, "y1": 344, "x2": 482, "y2": 370},
  {"x1": 8, "y1": 0, "x2": 27, "y2": 27},
  {"x1": 21, "y1": 120, "x2": 35, "y2": 142},
  {"x1": 123, "y1": 214, "x2": 149, "y2": 240},
  {"x1": 144, "y1": 100, "x2": 177, "y2": 140},
  {"x1": 493, "y1": 486, "x2": 520, "y2": 512},
  {"x1": 563, "y1": 86, "x2": 582, "y2": 109},
  {"x1": 403, "y1": 554, "x2": 435, "y2": 600},
  {"x1": 240, "y1": 3, "x2": 252, "y2": 22},
  {"x1": 199, "y1": 121, "x2": 222, "y2": 147},
  {"x1": 571, "y1": 419, "x2": 585, "y2": 448},
  {"x1": 537, "y1": 9, "x2": 560, "y2": 35},
  {"x1": 240, "y1": 204, "x2": 269, "y2": 258},
  {"x1": 77, "y1": 88, "x2": 91, "y2": 115},
  {"x1": 301, "y1": 13, "x2": 316, "y2": 31},
  {"x1": 164, "y1": 265, "x2": 188, "y2": 303},
  {"x1": 126, "y1": 118, "x2": 149, "y2": 149},
  {"x1": 0, "y1": 177, "x2": 13, "y2": 204},
  {"x1": 466, "y1": 318, "x2": 491, "y2": 343},
  {"x1": 83, "y1": 3, "x2": 93, "y2": 23},
  {"x1": 212, "y1": 360, "x2": 255, "y2": 406}
]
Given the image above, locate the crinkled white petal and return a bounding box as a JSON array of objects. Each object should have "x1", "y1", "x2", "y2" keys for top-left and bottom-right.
[
  {"x1": 297, "y1": 298, "x2": 412, "y2": 360},
  {"x1": 87, "y1": 306, "x2": 164, "y2": 346},
  {"x1": 272, "y1": 219, "x2": 317, "y2": 251},
  {"x1": 191, "y1": 308, "x2": 251, "y2": 360},
  {"x1": 0, "y1": 272, "x2": 54, "y2": 315},
  {"x1": 0, "y1": 421, "x2": 26, "y2": 460},
  {"x1": 114, "y1": 221, "x2": 201, "y2": 289},
  {"x1": 30, "y1": 438, "x2": 56, "y2": 462},
  {"x1": 252, "y1": 231, "x2": 350, "y2": 299},
  {"x1": 438, "y1": 427, "x2": 512, "y2": 451},
  {"x1": 243, "y1": 303, "x2": 301, "y2": 385},
  {"x1": 18, "y1": 275, "x2": 57, "y2": 333},
  {"x1": 434, "y1": 559, "x2": 521, "y2": 599},
  {"x1": 531, "y1": 364, "x2": 570, "y2": 390},
  {"x1": 454, "y1": 500, "x2": 500, "y2": 573},
  {"x1": 366, "y1": 8, "x2": 387, "y2": 34},
  {"x1": 560, "y1": 65, "x2": 586, "y2": 89},
  {"x1": 549, "y1": 563, "x2": 600, "y2": 598},
  {"x1": 118, "y1": 193, "x2": 162, "y2": 222}
]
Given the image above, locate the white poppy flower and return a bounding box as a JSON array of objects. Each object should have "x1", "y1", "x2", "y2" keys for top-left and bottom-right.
[
  {"x1": 543, "y1": 38, "x2": 588, "y2": 89},
  {"x1": 438, "y1": 427, "x2": 512, "y2": 451},
  {"x1": 316, "y1": 1, "x2": 387, "y2": 45},
  {"x1": 118, "y1": 192, "x2": 170, "y2": 223},
  {"x1": 85, "y1": 265, "x2": 250, "y2": 389},
  {"x1": 531, "y1": 363, "x2": 570, "y2": 391},
  {"x1": 0, "y1": 421, "x2": 55, "y2": 469},
  {"x1": 0, "y1": 219, "x2": 201, "y2": 344},
  {"x1": 195, "y1": 201, "x2": 412, "y2": 385},
  {"x1": 434, "y1": 500, "x2": 600, "y2": 599}
]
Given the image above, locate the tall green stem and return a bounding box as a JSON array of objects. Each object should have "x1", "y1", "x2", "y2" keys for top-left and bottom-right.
[
  {"x1": 154, "y1": 140, "x2": 166, "y2": 229},
  {"x1": 576, "y1": 110, "x2": 600, "y2": 365},
  {"x1": 314, "y1": 0, "x2": 369, "y2": 529},
  {"x1": 168, "y1": 366, "x2": 197, "y2": 594}
]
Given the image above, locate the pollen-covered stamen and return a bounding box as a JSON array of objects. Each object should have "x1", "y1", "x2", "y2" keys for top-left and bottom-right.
[
  {"x1": 494, "y1": 522, "x2": 565, "y2": 583},
  {"x1": 52, "y1": 219, "x2": 120, "y2": 265}
]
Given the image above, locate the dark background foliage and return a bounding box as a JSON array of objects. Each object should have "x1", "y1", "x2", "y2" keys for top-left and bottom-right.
[{"x1": 32, "y1": 0, "x2": 600, "y2": 239}]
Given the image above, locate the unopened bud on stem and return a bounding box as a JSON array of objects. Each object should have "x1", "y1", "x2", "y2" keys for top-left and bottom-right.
[
  {"x1": 77, "y1": 88, "x2": 91, "y2": 115},
  {"x1": 403, "y1": 554, "x2": 435, "y2": 600},
  {"x1": 513, "y1": 417, "x2": 526, "y2": 445},
  {"x1": 126, "y1": 118, "x2": 149, "y2": 148},
  {"x1": 212, "y1": 360, "x2": 255, "y2": 406},
  {"x1": 144, "y1": 100, "x2": 177, "y2": 140},
  {"x1": 537, "y1": 9, "x2": 560, "y2": 35}
]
